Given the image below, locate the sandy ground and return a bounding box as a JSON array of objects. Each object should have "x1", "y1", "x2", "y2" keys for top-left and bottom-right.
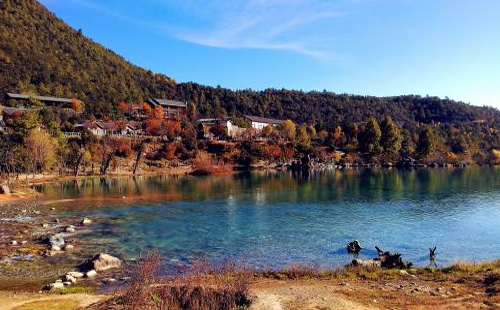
[{"x1": 0, "y1": 291, "x2": 104, "y2": 310}]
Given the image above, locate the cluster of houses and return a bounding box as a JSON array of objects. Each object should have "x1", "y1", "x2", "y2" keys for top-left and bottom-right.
[{"x1": 0, "y1": 92, "x2": 286, "y2": 140}]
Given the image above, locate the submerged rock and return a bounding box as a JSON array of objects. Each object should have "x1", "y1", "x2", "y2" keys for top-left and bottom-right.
[
  {"x1": 49, "y1": 234, "x2": 65, "y2": 248},
  {"x1": 81, "y1": 218, "x2": 92, "y2": 225},
  {"x1": 91, "y1": 253, "x2": 121, "y2": 272}
]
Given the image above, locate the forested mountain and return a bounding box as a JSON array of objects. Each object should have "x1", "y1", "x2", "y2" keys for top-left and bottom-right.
[{"x1": 1, "y1": 0, "x2": 500, "y2": 130}]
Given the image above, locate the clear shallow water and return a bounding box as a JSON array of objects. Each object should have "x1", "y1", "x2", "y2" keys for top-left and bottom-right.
[{"x1": 35, "y1": 168, "x2": 500, "y2": 270}]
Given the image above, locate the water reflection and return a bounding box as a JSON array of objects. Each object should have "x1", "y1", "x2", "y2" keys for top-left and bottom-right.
[{"x1": 35, "y1": 167, "x2": 500, "y2": 269}]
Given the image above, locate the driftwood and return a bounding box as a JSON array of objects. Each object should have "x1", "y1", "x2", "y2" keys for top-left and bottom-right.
[
  {"x1": 347, "y1": 240, "x2": 362, "y2": 254},
  {"x1": 375, "y1": 246, "x2": 413, "y2": 269},
  {"x1": 429, "y1": 247, "x2": 437, "y2": 260}
]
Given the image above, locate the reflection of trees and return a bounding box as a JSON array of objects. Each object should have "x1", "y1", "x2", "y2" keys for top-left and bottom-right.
[{"x1": 35, "y1": 167, "x2": 500, "y2": 208}]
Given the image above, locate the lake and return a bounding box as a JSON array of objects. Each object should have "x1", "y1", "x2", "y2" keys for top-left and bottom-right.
[{"x1": 35, "y1": 167, "x2": 500, "y2": 270}]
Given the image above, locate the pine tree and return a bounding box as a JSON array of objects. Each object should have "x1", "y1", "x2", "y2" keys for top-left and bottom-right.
[
  {"x1": 380, "y1": 116, "x2": 402, "y2": 155},
  {"x1": 359, "y1": 118, "x2": 381, "y2": 153}
]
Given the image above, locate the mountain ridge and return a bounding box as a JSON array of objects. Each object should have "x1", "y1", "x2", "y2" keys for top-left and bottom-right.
[{"x1": 1, "y1": 0, "x2": 499, "y2": 130}]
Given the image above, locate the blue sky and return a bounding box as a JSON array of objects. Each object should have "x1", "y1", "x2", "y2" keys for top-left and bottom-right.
[{"x1": 41, "y1": 0, "x2": 500, "y2": 107}]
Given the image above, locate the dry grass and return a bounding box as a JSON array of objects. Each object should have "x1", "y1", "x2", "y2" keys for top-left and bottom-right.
[
  {"x1": 191, "y1": 152, "x2": 233, "y2": 175},
  {"x1": 94, "y1": 252, "x2": 251, "y2": 310}
]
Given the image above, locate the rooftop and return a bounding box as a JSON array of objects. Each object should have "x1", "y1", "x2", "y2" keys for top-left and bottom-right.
[
  {"x1": 147, "y1": 98, "x2": 187, "y2": 108},
  {"x1": 244, "y1": 115, "x2": 285, "y2": 125},
  {"x1": 7, "y1": 93, "x2": 84, "y2": 105}
]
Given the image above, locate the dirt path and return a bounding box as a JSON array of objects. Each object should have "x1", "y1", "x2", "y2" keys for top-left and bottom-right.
[
  {"x1": 0, "y1": 291, "x2": 104, "y2": 310},
  {"x1": 249, "y1": 279, "x2": 376, "y2": 310}
]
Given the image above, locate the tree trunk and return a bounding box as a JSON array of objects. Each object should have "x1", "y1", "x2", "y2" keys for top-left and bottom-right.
[
  {"x1": 74, "y1": 152, "x2": 84, "y2": 177},
  {"x1": 100, "y1": 150, "x2": 116, "y2": 175},
  {"x1": 133, "y1": 141, "x2": 146, "y2": 175}
]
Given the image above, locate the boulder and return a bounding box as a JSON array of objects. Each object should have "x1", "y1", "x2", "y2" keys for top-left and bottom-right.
[
  {"x1": 49, "y1": 234, "x2": 65, "y2": 248},
  {"x1": 64, "y1": 244, "x2": 74, "y2": 251},
  {"x1": 81, "y1": 218, "x2": 92, "y2": 225},
  {"x1": 91, "y1": 253, "x2": 121, "y2": 272},
  {"x1": 86, "y1": 270, "x2": 97, "y2": 278}
]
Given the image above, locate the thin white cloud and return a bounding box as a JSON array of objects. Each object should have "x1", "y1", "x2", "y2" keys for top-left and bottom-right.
[{"x1": 162, "y1": 0, "x2": 344, "y2": 58}]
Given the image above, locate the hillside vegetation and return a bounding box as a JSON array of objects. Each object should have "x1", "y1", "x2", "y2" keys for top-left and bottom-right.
[{"x1": 1, "y1": 0, "x2": 500, "y2": 128}]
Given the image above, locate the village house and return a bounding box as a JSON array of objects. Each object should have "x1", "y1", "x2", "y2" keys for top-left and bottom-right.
[
  {"x1": 146, "y1": 98, "x2": 187, "y2": 119},
  {"x1": 244, "y1": 115, "x2": 285, "y2": 131},
  {"x1": 76, "y1": 120, "x2": 143, "y2": 137},
  {"x1": 197, "y1": 118, "x2": 245, "y2": 140},
  {"x1": 6, "y1": 93, "x2": 84, "y2": 112}
]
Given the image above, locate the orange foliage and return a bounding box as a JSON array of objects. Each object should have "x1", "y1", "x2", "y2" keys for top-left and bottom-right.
[
  {"x1": 118, "y1": 102, "x2": 129, "y2": 113},
  {"x1": 140, "y1": 102, "x2": 153, "y2": 116},
  {"x1": 70, "y1": 99, "x2": 84, "y2": 112},
  {"x1": 146, "y1": 118, "x2": 162, "y2": 135},
  {"x1": 102, "y1": 115, "x2": 111, "y2": 122},
  {"x1": 164, "y1": 143, "x2": 177, "y2": 160},
  {"x1": 153, "y1": 106, "x2": 164, "y2": 119},
  {"x1": 165, "y1": 120, "x2": 181, "y2": 137}
]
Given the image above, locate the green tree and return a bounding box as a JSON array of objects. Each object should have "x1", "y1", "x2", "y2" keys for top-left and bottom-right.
[
  {"x1": 380, "y1": 116, "x2": 402, "y2": 155},
  {"x1": 358, "y1": 118, "x2": 381, "y2": 153},
  {"x1": 401, "y1": 129, "x2": 415, "y2": 156},
  {"x1": 418, "y1": 127, "x2": 438, "y2": 157}
]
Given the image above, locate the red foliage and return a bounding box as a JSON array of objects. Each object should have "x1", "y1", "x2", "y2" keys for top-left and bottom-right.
[
  {"x1": 153, "y1": 106, "x2": 164, "y2": 119},
  {"x1": 145, "y1": 118, "x2": 162, "y2": 135}
]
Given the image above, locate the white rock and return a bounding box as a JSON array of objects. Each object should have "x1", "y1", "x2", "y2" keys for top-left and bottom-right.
[
  {"x1": 65, "y1": 225, "x2": 75, "y2": 233},
  {"x1": 86, "y1": 270, "x2": 97, "y2": 278},
  {"x1": 67, "y1": 271, "x2": 84, "y2": 278},
  {"x1": 42, "y1": 223, "x2": 50, "y2": 228},
  {"x1": 11, "y1": 240, "x2": 18, "y2": 246},
  {"x1": 64, "y1": 244, "x2": 74, "y2": 251},
  {"x1": 63, "y1": 274, "x2": 77, "y2": 283},
  {"x1": 63, "y1": 282, "x2": 72, "y2": 286},
  {"x1": 51, "y1": 245, "x2": 61, "y2": 251},
  {"x1": 81, "y1": 218, "x2": 92, "y2": 225},
  {"x1": 91, "y1": 253, "x2": 122, "y2": 272}
]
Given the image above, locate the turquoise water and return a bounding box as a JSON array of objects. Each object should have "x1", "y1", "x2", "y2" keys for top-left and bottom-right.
[{"x1": 36, "y1": 168, "x2": 500, "y2": 270}]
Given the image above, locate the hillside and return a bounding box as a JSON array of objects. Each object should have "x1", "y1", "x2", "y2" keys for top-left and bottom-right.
[{"x1": 1, "y1": 0, "x2": 500, "y2": 129}]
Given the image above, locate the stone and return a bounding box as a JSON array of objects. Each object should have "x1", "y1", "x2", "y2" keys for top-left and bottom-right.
[
  {"x1": 11, "y1": 240, "x2": 18, "y2": 246},
  {"x1": 64, "y1": 244, "x2": 74, "y2": 251},
  {"x1": 63, "y1": 274, "x2": 77, "y2": 283},
  {"x1": 351, "y1": 258, "x2": 381, "y2": 268},
  {"x1": 0, "y1": 185, "x2": 11, "y2": 195},
  {"x1": 65, "y1": 225, "x2": 75, "y2": 233},
  {"x1": 45, "y1": 282, "x2": 64, "y2": 290},
  {"x1": 67, "y1": 271, "x2": 84, "y2": 278},
  {"x1": 51, "y1": 245, "x2": 61, "y2": 251},
  {"x1": 86, "y1": 270, "x2": 97, "y2": 278},
  {"x1": 91, "y1": 253, "x2": 121, "y2": 272},
  {"x1": 54, "y1": 218, "x2": 60, "y2": 223},
  {"x1": 49, "y1": 233, "x2": 65, "y2": 248},
  {"x1": 103, "y1": 278, "x2": 117, "y2": 284},
  {"x1": 63, "y1": 282, "x2": 72, "y2": 286},
  {"x1": 81, "y1": 218, "x2": 92, "y2": 225},
  {"x1": 50, "y1": 207, "x2": 56, "y2": 211},
  {"x1": 42, "y1": 223, "x2": 50, "y2": 228}
]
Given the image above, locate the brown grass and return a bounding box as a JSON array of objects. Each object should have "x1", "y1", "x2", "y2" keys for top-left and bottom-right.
[
  {"x1": 94, "y1": 252, "x2": 251, "y2": 310},
  {"x1": 191, "y1": 152, "x2": 233, "y2": 175}
]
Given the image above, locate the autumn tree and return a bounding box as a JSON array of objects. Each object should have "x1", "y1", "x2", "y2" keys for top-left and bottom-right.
[
  {"x1": 380, "y1": 116, "x2": 402, "y2": 155},
  {"x1": 140, "y1": 102, "x2": 153, "y2": 117},
  {"x1": 70, "y1": 99, "x2": 84, "y2": 112},
  {"x1": 280, "y1": 120, "x2": 296, "y2": 142},
  {"x1": 358, "y1": 118, "x2": 381, "y2": 153},
  {"x1": 117, "y1": 102, "x2": 129, "y2": 114},
  {"x1": 297, "y1": 124, "x2": 311, "y2": 149},
  {"x1": 153, "y1": 105, "x2": 164, "y2": 119},
  {"x1": 25, "y1": 128, "x2": 57, "y2": 174}
]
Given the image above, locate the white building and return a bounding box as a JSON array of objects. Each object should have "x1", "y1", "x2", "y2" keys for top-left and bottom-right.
[{"x1": 244, "y1": 115, "x2": 285, "y2": 131}]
